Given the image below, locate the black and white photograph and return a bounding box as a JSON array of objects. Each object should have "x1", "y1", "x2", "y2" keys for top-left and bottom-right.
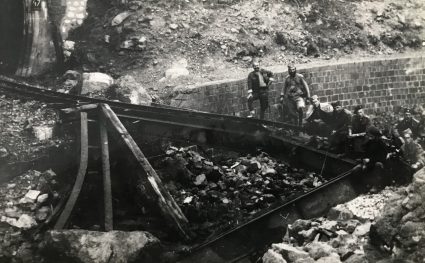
[{"x1": 0, "y1": 0, "x2": 424, "y2": 262}]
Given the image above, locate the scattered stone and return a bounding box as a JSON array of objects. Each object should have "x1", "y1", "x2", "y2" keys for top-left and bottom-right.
[
  {"x1": 0, "y1": 146, "x2": 8, "y2": 159},
  {"x1": 24, "y1": 190, "x2": 41, "y2": 202},
  {"x1": 42, "y1": 230, "x2": 160, "y2": 263},
  {"x1": 353, "y1": 222, "x2": 371, "y2": 237},
  {"x1": 169, "y1": 23, "x2": 179, "y2": 30},
  {"x1": 111, "y1": 12, "x2": 131, "y2": 26},
  {"x1": 194, "y1": 174, "x2": 206, "y2": 186},
  {"x1": 262, "y1": 249, "x2": 287, "y2": 263},
  {"x1": 14, "y1": 214, "x2": 37, "y2": 229},
  {"x1": 32, "y1": 126, "x2": 53, "y2": 141},
  {"x1": 305, "y1": 241, "x2": 336, "y2": 260},
  {"x1": 128, "y1": 1, "x2": 142, "y2": 10},
  {"x1": 35, "y1": 206, "x2": 50, "y2": 222},
  {"x1": 37, "y1": 194, "x2": 49, "y2": 204},
  {"x1": 5, "y1": 207, "x2": 20, "y2": 218}
]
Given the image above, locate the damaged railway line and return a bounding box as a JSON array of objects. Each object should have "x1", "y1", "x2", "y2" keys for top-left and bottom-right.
[{"x1": 0, "y1": 75, "x2": 413, "y2": 262}]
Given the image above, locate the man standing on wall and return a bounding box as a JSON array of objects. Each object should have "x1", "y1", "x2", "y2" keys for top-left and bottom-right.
[
  {"x1": 247, "y1": 59, "x2": 274, "y2": 119},
  {"x1": 281, "y1": 65, "x2": 310, "y2": 127}
]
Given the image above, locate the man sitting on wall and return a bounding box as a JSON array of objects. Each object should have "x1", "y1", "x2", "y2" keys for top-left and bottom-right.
[
  {"x1": 328, "y1": 101, "x2": 352, "y2": 153},
  {"x1": 400, "y1": 129, "x2": 425, "y2": 171},
  {"x1": 304, "y1": 95, "x2": 333, "y2": 138},
  {"x1": 348, "y1": 105, "x2": 371, "y2": 154},
  {"x1": 247, "y1": 59, "x2": 274, "y2": 119},
  {"x1": 396, "y1": 108, "x2": 420, "y2": 139}
]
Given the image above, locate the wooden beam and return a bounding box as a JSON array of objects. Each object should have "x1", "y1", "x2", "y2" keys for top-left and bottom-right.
[
  {"x1": 54, "y1": 112, "x2": 89, "y2": 229},
  {"x1": 99, "y1": 104, "x2": 191, "y2": 240},
  {"x1": 61, "y1": 104, "x2": 99, "y2": 114},
  {"x1": 100, "y1": 114, "x2": 113, "y2": 231}
]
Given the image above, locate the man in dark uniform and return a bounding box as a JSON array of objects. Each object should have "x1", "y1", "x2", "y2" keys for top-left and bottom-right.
[
  {"x1": 281, "y1": 65, "x2": 310, "y2": 127},
  {"x1": 247, "y1": 60, "x2": 274, "y2": 119},
  {"x1": 329, "y1": 101, "x2": 352, "y2": 153},
  {"x1": 396, "y1": 108, "x2": 420, "y2": 139},
  {"x1": 348, "y1": 105, "x2": 371, "y2": 153},
  {"x1": 400, "y1": 130, "x2": 425, "y2": 171}
]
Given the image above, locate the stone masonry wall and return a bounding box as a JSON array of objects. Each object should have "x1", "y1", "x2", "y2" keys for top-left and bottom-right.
[{"x1": 170, "y1": 54, "x2": 425, "y2": 121}]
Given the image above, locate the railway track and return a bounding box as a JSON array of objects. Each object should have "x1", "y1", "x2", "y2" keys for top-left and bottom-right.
[{"x1": 0, "y1": 75, "x2": 413, "y2": 262}]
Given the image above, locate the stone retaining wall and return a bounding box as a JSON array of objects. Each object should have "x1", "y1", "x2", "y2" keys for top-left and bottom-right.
[{"x1": 171, "y1": 54, "x2": 425, "y2": 120}]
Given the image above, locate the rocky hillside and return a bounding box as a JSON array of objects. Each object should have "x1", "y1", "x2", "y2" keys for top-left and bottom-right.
[{"x1": 62, "y1": 0, "x2": 425, "y2": 100}]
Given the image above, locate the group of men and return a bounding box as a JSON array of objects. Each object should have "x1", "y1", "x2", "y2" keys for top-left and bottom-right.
[{"x1": 246, "y1": 60, "x2": 425, "y2": 171}]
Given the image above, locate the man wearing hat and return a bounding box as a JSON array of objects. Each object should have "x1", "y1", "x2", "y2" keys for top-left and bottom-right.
[
  {"x1": 396, "y1": 108, "x2": 420, "y2": 139},
  {"x1": 281, "y1": 64, "x2": 310, "y2": 127},
  {"x1": 328, "y1": 101, "x2": 352, "y2": 153},
  {"x1": 247, "y1": 59, "x2": 274, "y2": 119}
]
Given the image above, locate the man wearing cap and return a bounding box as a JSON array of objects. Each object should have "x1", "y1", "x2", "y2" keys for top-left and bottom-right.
[
  {"x1": 328, "y1": 101, "x2": 352, "y2": 153},
  {"x1": 281, "y1": 65, "x2": 310, "y2": 127},
  {"x1": 247, "y1": 60, "x2": 274, "y2": 119},
  {"x1": 396, "y1": 108, "x2": 420, "y2": 139},
  {"x1": 400, "y1": 129, "x2": 425, "y2": 170}
]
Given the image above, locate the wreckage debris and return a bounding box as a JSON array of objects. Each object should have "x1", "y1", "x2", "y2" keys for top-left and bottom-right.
[{"x1": 153, "y1": 146, "x2": 327, "y2": 239}]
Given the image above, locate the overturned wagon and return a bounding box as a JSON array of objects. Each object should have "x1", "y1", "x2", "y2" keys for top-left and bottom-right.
[{"x1": 56, "y1": 102, "x2": 412, "y2": 262}]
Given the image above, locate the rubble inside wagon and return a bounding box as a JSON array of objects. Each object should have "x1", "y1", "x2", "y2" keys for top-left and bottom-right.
[{"x1": 152, "y1": 145, "x2": 327, "y2": 239}]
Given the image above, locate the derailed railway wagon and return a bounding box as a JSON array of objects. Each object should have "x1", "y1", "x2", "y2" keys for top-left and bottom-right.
[{"x1": 0, "y1": 76, "x2": 413, "y2": 262}]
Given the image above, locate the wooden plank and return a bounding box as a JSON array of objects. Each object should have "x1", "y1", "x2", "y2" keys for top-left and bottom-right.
[
  {"x1": 61, "y1": 104, "x2": 99, "y2": 114},
  {"x1": 54, "y1": 112, "x2": 89, "y2": 229},
  {"x1": 100, "y1": 104, "x2": 191, "y2": 240},
  {"x1": 100, "y1": 115, "x2": 113, "y2": 231}
]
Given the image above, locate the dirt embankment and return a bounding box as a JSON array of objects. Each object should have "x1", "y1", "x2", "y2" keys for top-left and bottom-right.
[{"x1": 58, "y1": 0, "x2": 425, "y2": 100}]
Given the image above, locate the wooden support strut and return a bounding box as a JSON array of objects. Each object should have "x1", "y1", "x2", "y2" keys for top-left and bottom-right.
[
  {"x1": 100, "y1": 114, "x2": 113, "y2": 231},
  {"x1": 99, "y1": 103, "x2": 191, "y2": 240},
  {"x1": 54, "y1": 112, "x2": 89, "y2": 229}
]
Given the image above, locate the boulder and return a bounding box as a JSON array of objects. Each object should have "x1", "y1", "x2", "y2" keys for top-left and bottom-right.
[
  {"x1": 110, "y1": 75, "x2": 152, "y2": 105},
  {"x1": 42, "y1": 230, "x2": 160, "y2": 263},
  {"x1": 315, "y1": 253, "x2": 341, "y2": 263},
  {"x1": 262, "y1": 249, "x2": 287, "y2": 263},
  {"x1": 272, "y1": 243, "x2": 310, "y2": 262},
  {"x1": 82, "y1": 73, "x2": 114, "y2": 95},
  {"x1": 327, "y1": 205, "x2": 354, "y2": 221},
  {"x1": 305, "y1": 241, "x2": 336, "y2": 260},
  {"x1": 353, "y1": 222, "x2": 372, "y2": 237}
]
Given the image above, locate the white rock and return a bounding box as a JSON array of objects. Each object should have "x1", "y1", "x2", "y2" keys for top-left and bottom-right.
[
  {"x1": 169, "y1": 23, "x2": 179, "y2": 30},
  {"x1": 37, "y1": 194, "x2": 49, "y2": 204},
  {"x1": 262, "y1": 249, "x2": 287, "y2": 263},
  {"x1": 14, "y1": 214, "x2": 37, "y2": 229},
  {"x1": 33, "y1": 126, "x2": 53, "y2": 141},
  {"x1": 81, "y1": 72, "x2": 114, "y2": 95},
  {"x1": 63, "y1": 40, "x2": 75, "y2": 51},
  {"x1": 353, "y1": 222, "x2": 371, "y2": 237},
  {"x1": 111, "y1": 11, "x2": 131, "y2": 26},
  {"x1": 25, "y1": 190, "x2": 41, "y2": 201}
]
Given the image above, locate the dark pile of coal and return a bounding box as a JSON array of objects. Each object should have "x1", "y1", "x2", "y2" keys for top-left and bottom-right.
[{"x1": 153, "y1": 146, "x2": 326, "y2": 239}]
